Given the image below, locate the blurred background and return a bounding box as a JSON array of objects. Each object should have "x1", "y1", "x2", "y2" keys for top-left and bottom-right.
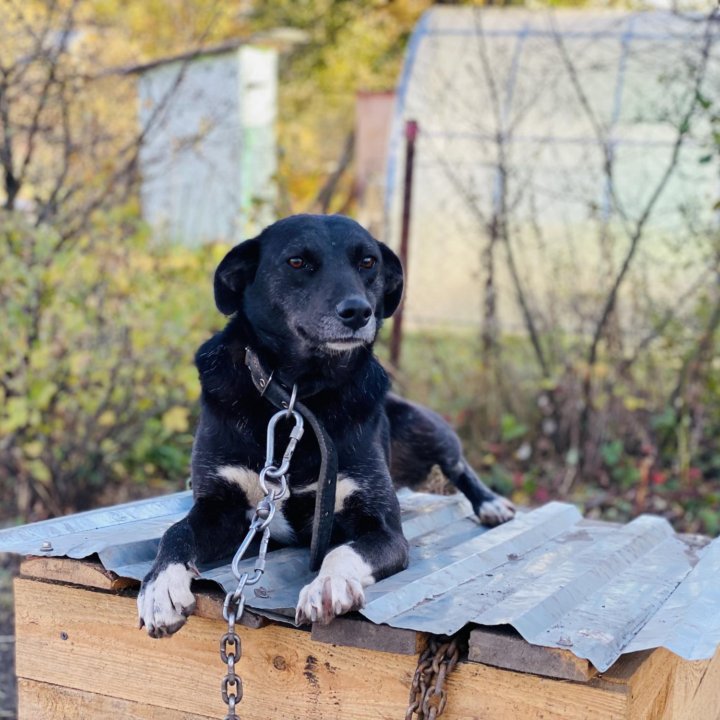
[
  {"x1": 2, "y1": 0, "x2": 719, "y2": 531},
  {"x1": 0, "y1": 0, "x2": 719, "y2": 714}
]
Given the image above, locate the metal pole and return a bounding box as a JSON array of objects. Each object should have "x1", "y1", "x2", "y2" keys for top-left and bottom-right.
[{"x1": 389, "y1": 119, "x2": 418, "y2": 369}]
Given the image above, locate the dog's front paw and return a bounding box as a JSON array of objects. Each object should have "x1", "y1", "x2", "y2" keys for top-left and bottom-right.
[
  {"x1": 295, "y1": 573, "x2": 365, "y2": 626},
  {"x1": 477, "y1": 496, "x2": 516, "y2": 526},
  {"x1": 137, "y1": 562, "x2": 197, "y2": 638}
]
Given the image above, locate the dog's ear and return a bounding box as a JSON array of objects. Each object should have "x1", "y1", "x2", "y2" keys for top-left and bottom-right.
[
  {"x1": 214, "y1": 239, "x2": 260, "y2": 315},
  {"x1": 379, "y1": 242, "x2": 404, "y2": 318}
]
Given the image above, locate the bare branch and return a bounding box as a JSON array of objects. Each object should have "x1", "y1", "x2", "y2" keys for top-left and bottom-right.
[
  {"x1": 17, "y1": 2, "x2": 77, "y2": 187},
  {"x1": 619, "y1": 267, "x2": 713, "y2": 373},
  {"x1": 586, "y1": 17, "x2": 715, "y2": 371}
]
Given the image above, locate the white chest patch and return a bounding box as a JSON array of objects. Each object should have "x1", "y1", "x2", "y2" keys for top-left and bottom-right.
[
  {"x1": 294, "y1": 474, "x2": 360, "y2": 513},
  {"x1": 216, "y1": 465, "x2": 296, "y2": 544}
]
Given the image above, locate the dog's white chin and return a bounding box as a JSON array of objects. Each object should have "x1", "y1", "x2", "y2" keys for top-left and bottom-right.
[{"x1": 323, "y1": 340, "x2": 366, "y2": 353}]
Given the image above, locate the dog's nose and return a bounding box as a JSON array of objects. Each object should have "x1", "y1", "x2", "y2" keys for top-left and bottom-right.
[{"x1": 336, "y1": 296, "x2": 373, "y2": 330}]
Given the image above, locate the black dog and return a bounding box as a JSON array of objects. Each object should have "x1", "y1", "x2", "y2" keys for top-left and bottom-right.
[{"x1": 138, "y1": 214, "x2": 515, "y2": 637}]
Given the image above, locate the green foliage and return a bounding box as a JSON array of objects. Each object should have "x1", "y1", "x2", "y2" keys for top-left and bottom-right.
[
  {"x1": 389, "y1": 325, "x2": 720, "y2": 536},
  {"x1": 500, "y1": 414, "x2": 529, "y2": 443},
  {"x1": 0, "y1": 210, "x2": 225, "y2": 520}
]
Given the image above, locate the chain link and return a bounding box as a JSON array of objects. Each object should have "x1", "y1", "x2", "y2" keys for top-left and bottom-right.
[
  {"x1": 220, "y1": 392, "x2": 303, "y2": 720},
  {"x1": 406, "y1": 635, "x2": 463, "y2": 720}
]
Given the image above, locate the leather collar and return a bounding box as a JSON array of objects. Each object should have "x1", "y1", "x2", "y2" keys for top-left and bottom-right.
[{"x1": 244, "y1": 346, "x2": 332, "y2": 403}]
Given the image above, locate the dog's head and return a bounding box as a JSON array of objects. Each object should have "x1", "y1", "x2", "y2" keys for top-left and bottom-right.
[{"x1": 214, "y1": 214, "x2": 403, "y2": 358}]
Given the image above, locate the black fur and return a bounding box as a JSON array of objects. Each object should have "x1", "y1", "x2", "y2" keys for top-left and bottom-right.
[{"x1": 138, "y1": 214, "x2": 514, "y2": 636}]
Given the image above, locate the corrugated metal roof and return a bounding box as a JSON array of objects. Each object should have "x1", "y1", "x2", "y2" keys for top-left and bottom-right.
[{"x1": 1, "y1": 490, "x2": 717, "y2": 672}]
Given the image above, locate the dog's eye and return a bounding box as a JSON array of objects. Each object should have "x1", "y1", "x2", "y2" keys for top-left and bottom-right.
[
  {"x1": 359, "y1": 256, "x2": 377, "y2": 270},
  {"x1": 287, "y1": 257, "x2": 306, "y2": 269}
]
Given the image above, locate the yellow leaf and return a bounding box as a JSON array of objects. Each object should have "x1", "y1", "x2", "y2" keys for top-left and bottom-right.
[
  {"x1": 177, "y1": 365, "x2": 200, "y2": 400},
  {"x1": 23, "y1": 441, "x2": 44, "y2": 458},
  {"x1": 593, "y1": 362, "x2": 610, "y2": 379},
  {"x1": 28, "y1": 459, "x2": 52, "y2": 485},
  {"x1": 162, "y1": 406, "x2": 189, "y2": 433},
  {"x1": 69, "y1": 352, "x2": 91, "y2": 375},
  {"x1": 98, "y1": 410, "x2": 116, "y2": 427},
  {"x1": 1, "y1": 397, "x2": 30, "y2": 432},
  {"x1": 624, "y1": 396, "x2": 647, "y2": 412}
]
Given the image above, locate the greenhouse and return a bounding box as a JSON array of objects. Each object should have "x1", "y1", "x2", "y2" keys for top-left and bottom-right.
[{"x1": 385, "y1": 8, "x2": 720, "y2": 334}]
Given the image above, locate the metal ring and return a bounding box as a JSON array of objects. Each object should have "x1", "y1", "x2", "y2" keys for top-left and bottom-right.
[
  {"x1": 231, "y1": 574, "x2": 249, "y2": 601},
  {"x1": 252, "y1": 498, "x2": 277, "y2": 530},
  {"x1": 271, "y1": 476, "x2": 288, "y2": 501},
  {"x1": 263, "y1": 464, "x2": 284, "y2": 479},
  {"x1": 258, "y1": 370, "x2": 273, "y2": 396},
  {"x1": 220, "y1": 632, "x2": 241, "y2": 662},
  {"x1": 221, "y1": 676, "x2": 241, "y2": 703},
  {"x1": 243, "y1": 568, "x2": 264, "y2": 586},
  {"x1": 258, "y1": 466, "x2": 274, "y2": 493},
  {"x1": 259, "y1": 470, "x2": 287, "y2": 503},
  {"x1": 222, "y1": 593, "x2": 237, "y2": 624}
]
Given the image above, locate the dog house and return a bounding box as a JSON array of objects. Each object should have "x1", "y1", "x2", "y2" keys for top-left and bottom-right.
[{"x1": 2, "y1": 490, "x2": 719, "y2": 719}]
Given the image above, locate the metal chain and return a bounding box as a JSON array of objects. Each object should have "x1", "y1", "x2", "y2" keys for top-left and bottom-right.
[
  {"x1": 220, "y1": 389, "x2": 303, "y2": 720},
  {"x1": 405, "y1": 635, "x2": 463, "y2": 720}
]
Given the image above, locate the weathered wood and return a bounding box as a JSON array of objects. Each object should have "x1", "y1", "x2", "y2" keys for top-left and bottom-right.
[
  {"x1": 446, "y1": 659, "x2": 628, "y2": 720},
  {"x1": 20, "y1": 556, "x2": 134, "y2": 591},
  {"x1": 660, "y1": 646, "x2": 720, "y2": 720},
  {"x1": 17, "y1": 576, "x2": 718, "y2": 720},
  {"x1": 20, "y1": 557, "x2": 266, "y2": 629},
  {"x1": 469, "y1": 625, "x2": 597, "y2": 682},
  {"x1": 15, "y1": 578, "x2": 419, "y2": 720},
  {"x1": 312, "y1": 614, "x2": 426, "y2": 655},
  {"x1": 18, "y1": 679, "x2": 212, "y2": 720},
  {"x1": 597, "y1": 646, "x2": 720, "y2": 720}
]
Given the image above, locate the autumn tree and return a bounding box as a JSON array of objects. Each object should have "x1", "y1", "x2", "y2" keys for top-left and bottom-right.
[{"x1": 0, "y1": 1, "x2": 228, "y2": 519}]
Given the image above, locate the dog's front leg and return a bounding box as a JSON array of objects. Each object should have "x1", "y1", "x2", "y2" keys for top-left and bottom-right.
[
  {"x1": 138, "y1": 496, "x2": 248, "y2": 637},
  {"x1": 295, "y1": 524, "x2": 409, "y2": 626}
]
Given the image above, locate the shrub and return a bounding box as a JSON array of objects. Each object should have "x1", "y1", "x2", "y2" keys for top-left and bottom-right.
[{"x1": 0, "y1": 210, "x2": 226, "y2": 522}]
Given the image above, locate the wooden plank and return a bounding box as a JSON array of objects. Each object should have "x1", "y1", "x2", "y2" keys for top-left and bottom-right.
[
  {"x1": 596, "y1": 649, "x2": 657, "y2": 687},
  {"x1": 585, "y1": 646, "x2": 720, "y2": 720},
  {"x1": 607, "y1": 646, "x2": 720, "y2": 720},
  {"x1": 12, "y1": 577, "x2": 666, "y2": 720},
  {"x1": 18, "y1": 679, "x2": 212, "y2": 720},
  {"x1": 597, "y1": 648, "x2": 675, "y2": 720},
  {"x1": 446, "y1": 657, "x2": 628, "y2": 720},
  {"x1": 659, "y1": 646, "x2": 720, "y2": 720},
  {"x1": 469, "y1": 626, "x2": 597, "y2": 682},
  {"x1": 20, "y1": 556, "x2": 135, "y2": 591},
  {"x1": 14, "y1": 578, "x2": 419, "y2": 720},
  {"x1": 20, "y1": 559, "x2": 266, "y2": 629},
  {"x1": 311, "y1": 615, "x2": 426, "y2": 655}
]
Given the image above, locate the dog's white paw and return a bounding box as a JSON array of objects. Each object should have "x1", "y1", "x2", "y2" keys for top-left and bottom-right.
[
  {"x1": 295, "y1": 545, "x2": 374, "y2": 626},
  {"x1": 478, "y1": 496, "x2": 516, "y2": 526},
  {"x1": 295, "y1": 573, "x2": 365, "y2": 626},
  {"x1": 137, "y1": 562, "x2": 197, "y2": 638}
]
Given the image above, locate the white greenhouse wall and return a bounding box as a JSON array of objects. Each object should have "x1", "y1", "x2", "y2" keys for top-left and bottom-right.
[{"x1": 386, "y1": 9, "x2": 720, "y2": 333}]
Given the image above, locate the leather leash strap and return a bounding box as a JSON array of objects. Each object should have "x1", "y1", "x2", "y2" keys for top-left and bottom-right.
[{"x1": 244, "y1": 348, "x2": 338, "y2": 572}]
